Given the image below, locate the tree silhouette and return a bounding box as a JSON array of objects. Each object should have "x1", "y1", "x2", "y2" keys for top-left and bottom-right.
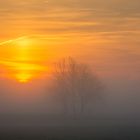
[{"x1": 52, "y1": 57, "x2": 102, "y2": 118}]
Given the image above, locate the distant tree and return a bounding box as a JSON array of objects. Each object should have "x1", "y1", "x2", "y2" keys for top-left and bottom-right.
[{"x1": 52, "y1": 57, "x2": 102, "y2": 117}]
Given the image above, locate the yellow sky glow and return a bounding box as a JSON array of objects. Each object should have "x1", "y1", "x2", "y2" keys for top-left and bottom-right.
[
  {"x1": 0, "y1": 0, "x2": 140, "y2": 83},
  {"x1": 0, "y1": 37, "x2": 47, "y2": 82}
]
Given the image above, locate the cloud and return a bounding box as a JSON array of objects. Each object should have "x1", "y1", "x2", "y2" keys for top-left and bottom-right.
[{"x1": 0, "y1": 0, "x2": 140, "y2": 47}]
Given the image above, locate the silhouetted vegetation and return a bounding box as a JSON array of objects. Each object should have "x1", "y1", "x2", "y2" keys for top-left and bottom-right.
[{"x1": 51, "y1": 57, "x2": 102, "y2": 118}]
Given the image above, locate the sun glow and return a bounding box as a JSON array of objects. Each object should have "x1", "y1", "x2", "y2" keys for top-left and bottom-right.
[
  {"x1": 16, "y1": 72, "x2": 32, "y2": 83},
  {"x1": 16, "y1": 37, "x2": 31, "y2": 47},
  {"x1": 13, "y1": 63, "x2": 42, "y2": 83},
  {"x1": 0, "y1": 36, "x2": 45, "y2": 83}
]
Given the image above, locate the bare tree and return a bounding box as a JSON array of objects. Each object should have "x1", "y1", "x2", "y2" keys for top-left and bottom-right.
[{"x1": 52, "y1": 57, "x2": 102, "y2": 117}]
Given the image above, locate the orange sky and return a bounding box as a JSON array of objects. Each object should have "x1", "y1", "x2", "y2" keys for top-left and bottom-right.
[{"x1": 0, "y1": 0, "x2": 140, "y2": 83}]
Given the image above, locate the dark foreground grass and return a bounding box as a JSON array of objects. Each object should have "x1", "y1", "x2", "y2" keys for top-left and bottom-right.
[{"x1": 0, "y1": 119, "x2": 140, "y2": 140}]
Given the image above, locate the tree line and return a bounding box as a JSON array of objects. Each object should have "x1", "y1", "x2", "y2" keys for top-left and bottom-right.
[{"x1": 50, "y1": 57, "x2": 103, "y2": 118}]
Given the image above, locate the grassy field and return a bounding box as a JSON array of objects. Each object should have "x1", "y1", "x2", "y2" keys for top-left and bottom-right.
[{"x1": 0, "y1": 116, "x2": 140, "y2": 140}]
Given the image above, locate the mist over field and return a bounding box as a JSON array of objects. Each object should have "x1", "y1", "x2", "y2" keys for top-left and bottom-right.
[
  {"x1": 0, "y1": 57, "x2": 140, "y2": 140},
  {"x1": 0, "y1": 0, "x2": 140, "y2": 139},
  {"x1": 0, "y1": 71, "x2": 140, "y2": 119}
]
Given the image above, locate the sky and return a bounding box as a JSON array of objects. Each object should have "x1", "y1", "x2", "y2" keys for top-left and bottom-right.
[{"x1": 0, "y1": 0, "x2": 140, "y2": 115}]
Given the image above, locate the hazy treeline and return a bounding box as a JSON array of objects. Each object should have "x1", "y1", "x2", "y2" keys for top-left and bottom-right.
[
  {"x1": 0, "y1": 57, "x2": 103, "y2": 119},
  {"x1": 50, "y1": 57, "x2": 103, "y2": 118}
]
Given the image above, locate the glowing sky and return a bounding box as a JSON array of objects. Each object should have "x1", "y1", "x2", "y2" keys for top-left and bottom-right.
[{"x1": 0, "y1": 0, "x2": 140, "y2": 82}]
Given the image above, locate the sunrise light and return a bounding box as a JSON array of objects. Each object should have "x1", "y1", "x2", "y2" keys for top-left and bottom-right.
[
  {"x1": 0, "y1": 36, "x2": 46, "y2": 83},
  {"x1": 16, "y1": 72, "x2": 32, "y2": 83},
  {"x1": 0, "y1": 0, "x2": 139, "y2": 138},
  {"x1": 16, "y1": 37, "x2": 31, "y2": 47}
]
